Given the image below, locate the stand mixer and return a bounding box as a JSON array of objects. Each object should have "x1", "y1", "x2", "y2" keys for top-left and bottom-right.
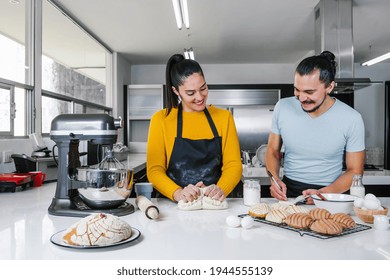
[{"x1": 48, "y1": 113, "x2": 134, "y2": 217}]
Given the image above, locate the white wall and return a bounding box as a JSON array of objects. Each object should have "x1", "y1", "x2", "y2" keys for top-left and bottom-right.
[
  {"x1": 130, "y1": 63, "x2": 295, "y2": 84},
  {"x1": 130, "y1": 62, "x2": 390, "y2": 152},
  {"x1": 1, "y1": 61, "x2": 389, "y2": 172}
]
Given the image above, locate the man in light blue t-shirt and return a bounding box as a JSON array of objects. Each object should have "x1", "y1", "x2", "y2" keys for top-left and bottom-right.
[{"x1": 265, "y1": 51, "x2": 365, "y2": 202}]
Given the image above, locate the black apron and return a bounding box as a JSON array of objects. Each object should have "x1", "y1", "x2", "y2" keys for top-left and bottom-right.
[
  {"x1": 166, "y1": 104, "x2": 222, "y2": 187},
  {"x1": 282, "y1": 176, "x2": 325, "y2": 197}
]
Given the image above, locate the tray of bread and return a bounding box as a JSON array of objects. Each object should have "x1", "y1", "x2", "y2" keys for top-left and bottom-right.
[{"x1": 240, "y1": 202, "x2": 371, "y2": 239}]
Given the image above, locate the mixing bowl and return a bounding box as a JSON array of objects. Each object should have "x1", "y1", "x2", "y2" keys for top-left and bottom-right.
[
  {"x1": 76, "y1": 167, "x2": 134, "y2": 209},
  {"x1": 311, "y1": 193, "x2": 355, "y2": 214}
]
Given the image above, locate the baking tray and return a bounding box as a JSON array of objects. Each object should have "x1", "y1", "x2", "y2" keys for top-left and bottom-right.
[{"x1": 238, "y1": 214, "x2": 372, "y2": 240}]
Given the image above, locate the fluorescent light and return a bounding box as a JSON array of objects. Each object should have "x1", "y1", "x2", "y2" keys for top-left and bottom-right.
[
  {"x1": 171, "y1": 0, "x2": 189, "y2": 29},
  {"x1": 181, "y1": 0, "x2": 190, "y2": 29},
  {"x1": 184, "y1": 48, "x2": 195, "y2": 60},
  {"x1": 172, "y1": 0, "x2": 183, "y2": 29},
  {"x1": 362, "y1": 51, "x2": 390, "y2": 66}
]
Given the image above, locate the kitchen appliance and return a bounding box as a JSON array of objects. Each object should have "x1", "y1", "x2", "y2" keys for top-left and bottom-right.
[
  {"x1": 385, "y1": 81, "x2": 390, "y2": 169},
  {"x1": 48, "y1": 113, "x2": 134, "y2": 217},
  {"x1": 207, "y1": 86, "x2": 280, "y2": 153},
  {"x1": 29, "y1": 132, "x2": 52, "y2": 157},
  {"x1": 315, "y1": 0, "x2": 379, "y2": 94},
  {"x1": 0, "y1": 173, "x2": 34, "y2": 192}
]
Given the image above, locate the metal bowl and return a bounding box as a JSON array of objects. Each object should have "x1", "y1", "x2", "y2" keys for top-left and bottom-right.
[{"x1": 76, "y1": 167, "x2": 134, "y2": 209}]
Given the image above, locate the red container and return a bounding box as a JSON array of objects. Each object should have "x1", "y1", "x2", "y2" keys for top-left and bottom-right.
[{"x1": 28, "y1": 171, "x2": 47, "y2": 187}]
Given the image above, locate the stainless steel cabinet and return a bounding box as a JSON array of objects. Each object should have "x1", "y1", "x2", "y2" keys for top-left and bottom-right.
[{"x1": 126, "y1": 85, "x2": 164, "y2": 148}]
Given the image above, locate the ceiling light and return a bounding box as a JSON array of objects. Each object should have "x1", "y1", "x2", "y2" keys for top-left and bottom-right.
[
  {"x1": 362, "y1": 51, "x2": 390, "y2": 66},
  {"x1": 172, "y1": 0, "x2": 190, "y2": 29},
  {"x1": 184, "y1": 48, "x2": 194, "y2": 60}
]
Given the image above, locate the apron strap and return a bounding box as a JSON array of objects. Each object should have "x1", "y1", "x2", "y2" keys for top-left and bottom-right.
[
  {"x1": 177, "y1": 104, "x2": 184, "y2": 138},
  {"x1": 203, "y1": 107, "x2": 219, "y2": 138},
  {"x1": 176, "y1": 103, "x2": 220, "y2": 138}
]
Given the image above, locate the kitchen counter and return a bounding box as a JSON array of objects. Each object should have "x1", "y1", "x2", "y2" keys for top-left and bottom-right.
[
  {"x1": 242, "y1": 165, "x2": 390, "y2": 185},
  {"x1": 120, "y1": 152, "x2": 146, "y2": 173},
  {"x1": 1, "y1": 182, "x2": 389, "y2": 260}
]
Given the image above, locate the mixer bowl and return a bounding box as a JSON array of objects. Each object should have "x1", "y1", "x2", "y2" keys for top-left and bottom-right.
[{"x1": 76, "y1": 167, "x2": 134, "y2": 209}]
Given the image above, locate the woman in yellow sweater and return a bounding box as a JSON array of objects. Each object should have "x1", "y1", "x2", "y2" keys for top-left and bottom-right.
[{"x1": 146, "y1": 54, "x2": 242, "y2": 203}]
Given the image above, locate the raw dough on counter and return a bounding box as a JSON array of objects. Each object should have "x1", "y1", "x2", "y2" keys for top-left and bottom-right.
[{"x1": 178, "y1": 186, "x2": 228, "y2": 211}]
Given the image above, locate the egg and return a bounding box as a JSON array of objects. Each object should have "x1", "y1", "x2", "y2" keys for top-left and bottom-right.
[
  {"x1": 226, "y1": 215, "x2": 241, "y2": 228},
  {"x1": 365, "y1": 193, "x2": 377, "y2": 201},
  {"x1": 363, "y1": 198, "x2": 381, "y2": 210},
  {"x1": 241, "y1": 216, "x2": 254, "y2": 229},
  {"x1": 354, "y1": 197, "x2": 364, "y2": 208}
]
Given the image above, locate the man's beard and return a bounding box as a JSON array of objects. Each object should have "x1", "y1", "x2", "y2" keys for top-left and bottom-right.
[{"x1": 298, "y1": 95, "x2": 327, "y2": 113}]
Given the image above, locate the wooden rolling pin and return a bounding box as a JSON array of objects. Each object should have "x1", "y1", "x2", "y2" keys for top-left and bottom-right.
[{"x1": 135, "y1": 195, "x2": 160, "y2": 220}]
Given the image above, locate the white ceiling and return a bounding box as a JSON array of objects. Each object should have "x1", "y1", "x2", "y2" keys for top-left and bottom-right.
[
  {"x1": 52, "y1": 0, "x2": 390, "y2": 66},
  {"x1": 1, "y1": 0, "x2": 389, "y2": 85}
]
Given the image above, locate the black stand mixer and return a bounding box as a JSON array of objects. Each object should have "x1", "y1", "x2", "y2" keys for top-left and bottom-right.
[{"x1": 48, "y1": 114, "x2": 134, "y2": 217}]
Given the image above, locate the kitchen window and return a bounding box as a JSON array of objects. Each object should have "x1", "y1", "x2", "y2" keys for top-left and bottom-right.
[
  {"x1": 0, "y1": 0, "x2": 113, "y2": 137},
  {"x1": 0, "y1": 85, "x2": 13, "y2": 136}
]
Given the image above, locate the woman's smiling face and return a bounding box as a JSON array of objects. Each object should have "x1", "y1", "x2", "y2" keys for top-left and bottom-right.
[{"x1": 173, "y1": 72, "x2": 208, "y2": 112}]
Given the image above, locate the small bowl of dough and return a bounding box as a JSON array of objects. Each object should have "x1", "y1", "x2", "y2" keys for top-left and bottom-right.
[{"x1": 311, "y1": 193, "x2": 355, "y2": 214}]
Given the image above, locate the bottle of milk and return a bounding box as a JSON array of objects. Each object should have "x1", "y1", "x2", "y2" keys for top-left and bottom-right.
[
  {"x1": 243, "y1": 179, "x2": 261, "y2": 206},
  {"x1": 350, "y1": 174, "x2": 365, "y2": 198}
]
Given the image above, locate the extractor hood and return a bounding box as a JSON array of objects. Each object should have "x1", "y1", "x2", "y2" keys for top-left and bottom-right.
[{"x1": 314, "y1": 0, "x2": 377, "y2": 94}]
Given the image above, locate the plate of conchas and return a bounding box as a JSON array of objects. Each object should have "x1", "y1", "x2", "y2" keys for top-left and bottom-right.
[{"x1": 50, "y1": 213, "x2": 141, "y2": 249}]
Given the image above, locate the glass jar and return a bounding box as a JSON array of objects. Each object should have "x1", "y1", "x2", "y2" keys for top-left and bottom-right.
[
  {"x1": 243, "y1": 179, "x2": 261, "y2": 206},
  {"x1": 350, "y1": 174, "x2": 365, "y2": 198}
]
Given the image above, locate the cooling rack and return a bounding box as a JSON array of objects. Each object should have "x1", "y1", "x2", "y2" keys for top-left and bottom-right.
[{"x1": 238, "y1": 214, "x2": 371, "y2": 240}]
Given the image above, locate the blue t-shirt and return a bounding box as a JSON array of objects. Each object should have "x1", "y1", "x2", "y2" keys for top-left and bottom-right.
[{"x1": 271, "y1": 97, "x2": 365, "y2": 185}]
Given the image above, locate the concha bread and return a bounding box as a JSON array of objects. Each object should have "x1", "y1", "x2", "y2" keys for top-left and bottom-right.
[
  {"x1": 271, "y1": 202, "x2": 290, "y2": 210},
  {"x1": 248, "y1": 203, "x2": 271, "y2": 218},
  {"x1": 285, "y1": 205, "x2": 310, "y2": 215},
  {"x1": 310, "y1": 219, "x2": 343, "y2": 235},
  {"x1": 62, "y1": 213, "x2": 132, "y2": 246},
  {"x1": 265, "y1": 209, "x2": 289, "y2": 224},
  {"x1": 284, "y1": 213, "x2": 313, "y2": 229},
  {"x1": 309, "y1": 208, "x2": 331, "y2": 220},
  {"x1": 330, "y1": 213, "x2": 356, "y2": 229}
]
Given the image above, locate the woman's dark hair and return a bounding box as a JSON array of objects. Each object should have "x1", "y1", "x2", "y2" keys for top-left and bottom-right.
[
  {"x1": 295, "y1": 51, "x2": 337, "y2": 88},
  {"x1": 165, "y1": 54, "x2": 204, "y2": 115}
]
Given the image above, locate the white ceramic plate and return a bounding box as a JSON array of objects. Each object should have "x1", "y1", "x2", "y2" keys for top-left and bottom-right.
[
  {"x1": 255, "y1": 144, "x2": 267, "y2": 166},
  {"x1": 50, "y1": 227, "x2": 141, "y2": 249}
]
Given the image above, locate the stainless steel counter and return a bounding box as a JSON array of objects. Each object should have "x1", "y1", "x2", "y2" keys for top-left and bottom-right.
[{"x1": 242, "y1": 165, "x2": 390, "y2": 185}]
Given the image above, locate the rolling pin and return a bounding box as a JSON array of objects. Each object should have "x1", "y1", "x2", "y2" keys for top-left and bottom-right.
[{"x1": 135, "y1": 195, "x2": 160, "y2": 220}]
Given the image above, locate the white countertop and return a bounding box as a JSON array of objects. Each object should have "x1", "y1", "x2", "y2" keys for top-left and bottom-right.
[
  {"x1": 1, "y1": 182, "x2": 390, "y2": 260},
  {"x1": 114, "y1": 152, "x2": 146, "y2": 173},
  {"x1": 242, "y1": 165, "x2": 390, "y2": 185}
]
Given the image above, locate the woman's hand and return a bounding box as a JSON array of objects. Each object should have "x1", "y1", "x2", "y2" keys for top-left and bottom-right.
[
  {"x1": 203, "y1": 184, "x2": 225, "y2": 201},
  {"x1": 173, "y1": 181, "x2": 204, "y2": 202}
]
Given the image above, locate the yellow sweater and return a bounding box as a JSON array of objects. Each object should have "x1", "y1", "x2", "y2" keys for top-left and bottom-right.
[{"x1": 146, "y1": 105, "x2": 242, "y2": 200}]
